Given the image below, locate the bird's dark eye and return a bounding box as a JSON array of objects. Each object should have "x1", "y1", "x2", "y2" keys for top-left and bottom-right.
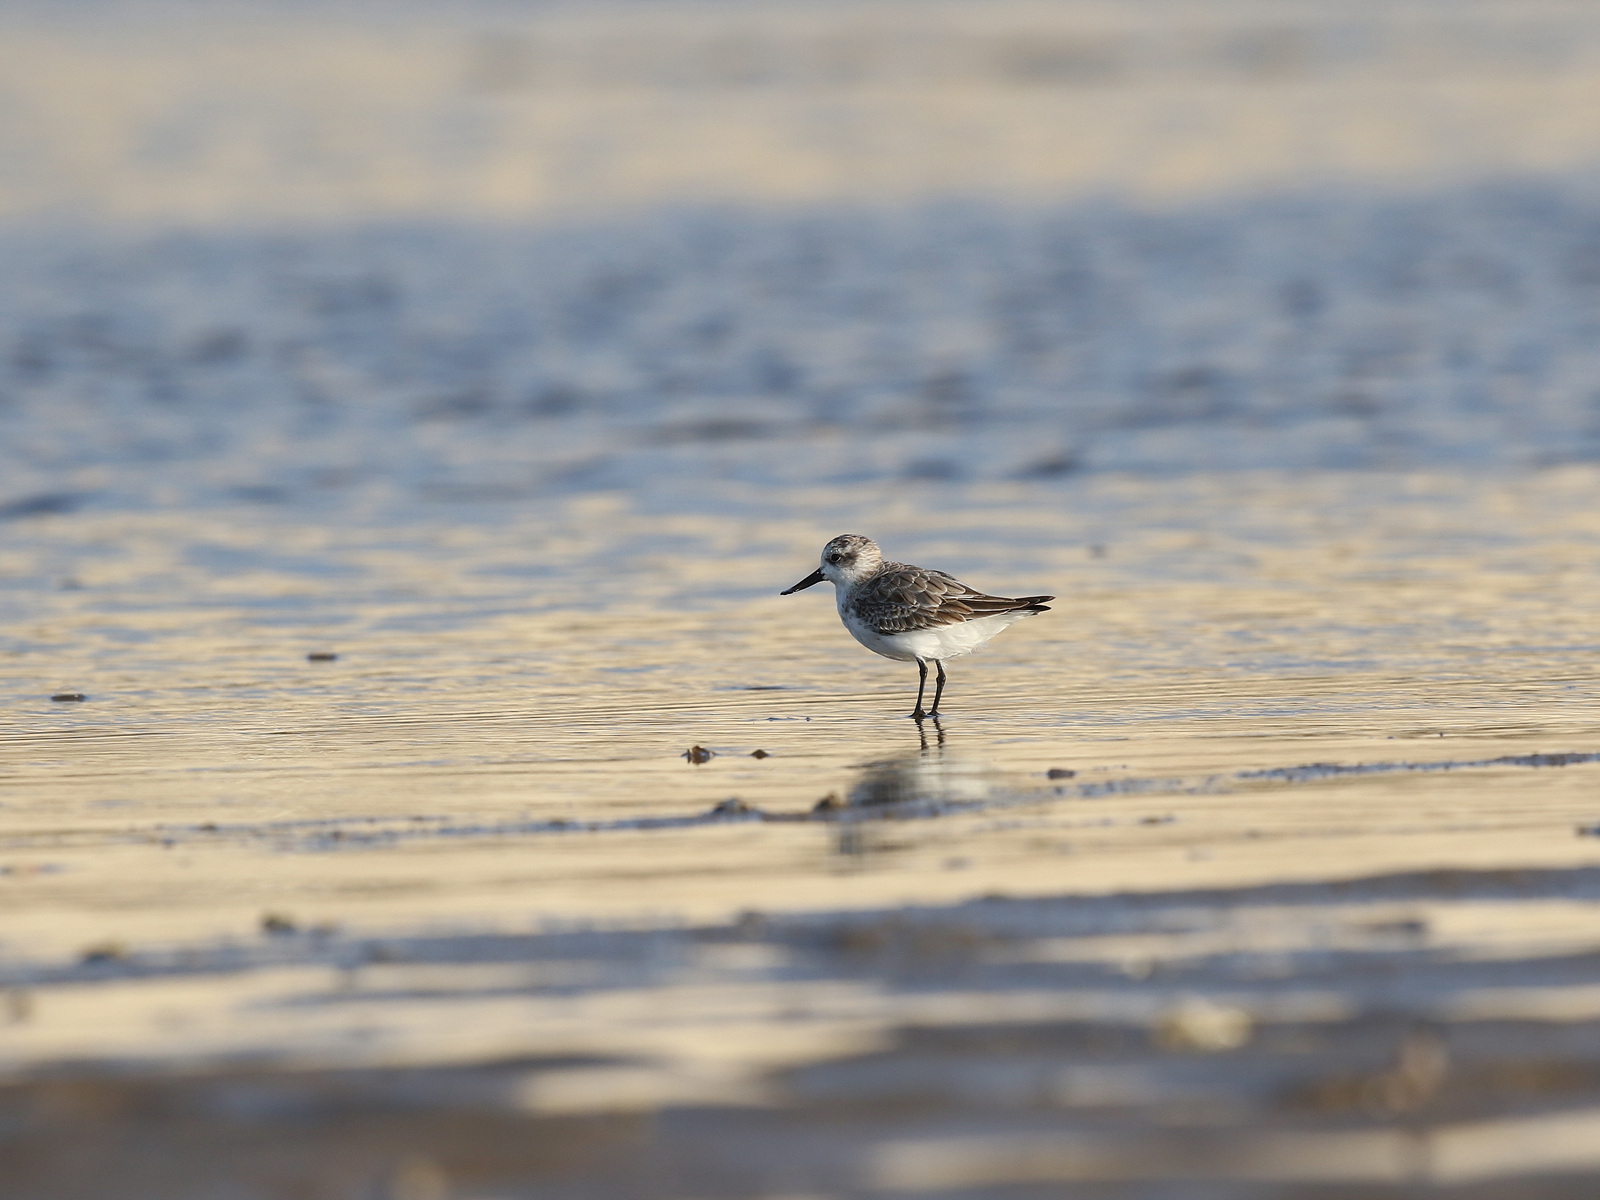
[{"x1": 826, "y1": 553, "x2": 842, "y2": 564}]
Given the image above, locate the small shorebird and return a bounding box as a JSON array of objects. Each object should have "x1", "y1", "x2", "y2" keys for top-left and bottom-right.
[{"x1": 781, "y1": 534, "x2": 1052, "y2": 719}]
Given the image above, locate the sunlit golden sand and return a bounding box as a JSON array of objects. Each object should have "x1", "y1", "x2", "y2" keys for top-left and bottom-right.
[
  {"x1": 5, "y1": 471, "x2": 1600, "y2": 1073},
  {"x1": 3, "y1": 1, "x2": 1600, "y2": 221},
  {"x1": 6, "y1": 3, "x2": 1600, "y2": 1192}
]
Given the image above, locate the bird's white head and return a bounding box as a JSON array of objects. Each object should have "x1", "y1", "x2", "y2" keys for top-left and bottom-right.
[{"x1": 781, "y1": 534, "x2": 883, "y2": 594}]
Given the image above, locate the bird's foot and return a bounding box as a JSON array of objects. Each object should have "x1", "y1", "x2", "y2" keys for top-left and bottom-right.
[{"x1": 909, "y1": 708, "x2": 928, "y2": 721}]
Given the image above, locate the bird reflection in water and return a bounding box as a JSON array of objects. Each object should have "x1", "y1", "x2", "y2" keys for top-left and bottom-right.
[{"x1": 832, "y1": 717, "x2": 995, "y2": 859}]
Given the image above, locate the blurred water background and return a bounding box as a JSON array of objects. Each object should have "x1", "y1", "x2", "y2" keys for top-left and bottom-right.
[{"x1": 10, "y1": 2, "x2": 1600, "y2": 1197}]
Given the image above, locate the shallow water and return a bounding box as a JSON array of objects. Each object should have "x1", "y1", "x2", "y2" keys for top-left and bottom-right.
[
  {"x1": 9, "y1": 470, "x2": 1600, "y2": 1195},
  {"x1": 6, "y1": 466, "x2": 1600, "y2": 970},
  {"x1": 12, "y1": 271, "x2": 1600, "y2": 1199},
  {"x1": 9, "y1": 1, "x2": 1600, "y2": 1195}
]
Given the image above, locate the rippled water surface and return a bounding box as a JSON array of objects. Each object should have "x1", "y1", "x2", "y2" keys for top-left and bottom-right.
[
  {"x1": 10, "y1": 469, "x2": 1600, "y2": 1197},
  {"x1": 7, "y1": 466, "x2": 1600, "y2": 957},
  {"x1": 10, "y1": 1, "x2": 1600, "y2": 1195}
]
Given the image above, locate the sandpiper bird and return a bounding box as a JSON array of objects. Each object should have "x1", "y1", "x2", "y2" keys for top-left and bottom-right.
[{"x1": 781, "y1": 534, "x2": 1053, "y2": 719}]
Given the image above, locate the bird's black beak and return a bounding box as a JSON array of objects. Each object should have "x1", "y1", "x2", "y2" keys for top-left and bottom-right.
[{"x1": 780, "y1": 569, "x2": 826, "y2": 595}]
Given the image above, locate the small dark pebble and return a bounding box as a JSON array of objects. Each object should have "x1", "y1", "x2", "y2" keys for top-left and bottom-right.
[
  {"x1": 51, "y1": 693, "x2": 86, "y2": 702},
  {"x1": 813, "y1": 793, "x2": 845, "y2": 812},
  {"x1": 750, "y1": 749, "x2": 770, "y2": 759},
  {"x1": 307, "y1": 652, "x2": 338, "y2": 662},
  {"x1": 1046, "y1": 768, "x2": 1075, "y2": 779},
  {"x1": 199, "y1": 822, "x2": 218, "y2": 832},
  {"x1": 1578, "y1": 824, "x2": 1600, "y2": 838},
  {"x1": 684, "y1": 745, "x2": 714, "y2": 764},
  {"x1": 80, "y1": 942, "x2": 127, "y2": 965},
  {"x1": 260, "y1": 913, "x2": 297, "y2": 936},
  {"x1": 1140, "y1": 815, "x2": 1176, "y2": 825},
  {"x1": 710, "y1": 798, "x2": 752, "y2": 816}
]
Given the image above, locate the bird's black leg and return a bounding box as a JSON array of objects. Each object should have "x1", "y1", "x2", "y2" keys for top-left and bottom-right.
[
  {"x1": 910, "y1": 658, "x2": 928, "y2": 720},
  {"x1": 929, "y1": 660, "x2": 947, "y2": 716}
]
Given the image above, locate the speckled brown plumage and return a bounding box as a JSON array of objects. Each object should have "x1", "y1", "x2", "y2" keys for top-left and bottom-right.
[
  {"x1": 849, "y1": 563, "x2": 1053, "y2": 634},
  {"x1": 780, "y1": 533, "x2": 1054, "y2": 718}
]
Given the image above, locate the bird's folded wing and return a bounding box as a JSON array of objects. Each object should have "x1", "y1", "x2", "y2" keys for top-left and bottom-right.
[{"x1": 856, "y1": 566, "x2": 1051, "y2": 633}]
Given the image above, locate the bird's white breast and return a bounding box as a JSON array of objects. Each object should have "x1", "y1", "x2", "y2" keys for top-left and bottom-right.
[{"x1": 836, "y1": 588, "x2": 1034, "y2": 663}]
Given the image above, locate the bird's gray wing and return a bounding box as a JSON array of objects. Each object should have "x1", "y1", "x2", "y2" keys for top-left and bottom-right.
[{"x1": 855, "y1": 565, "x2": 1052, "y2": 634}]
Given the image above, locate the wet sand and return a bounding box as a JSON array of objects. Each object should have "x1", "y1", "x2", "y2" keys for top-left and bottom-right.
[
  {"x1": 9, "y1": 0, "x2": 1600, "y2": 220},
  {"x1": 7, "y1": 470, "x2": 1600, "y2": 1196},
  {"x1": 7, "y1": 0, "x2": 1600, "y2": 1195}
]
